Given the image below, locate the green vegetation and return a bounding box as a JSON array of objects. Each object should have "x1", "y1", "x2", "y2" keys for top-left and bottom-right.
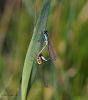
[{"x1": 0, "y1": 0, "x2": 88, "y2": 100}]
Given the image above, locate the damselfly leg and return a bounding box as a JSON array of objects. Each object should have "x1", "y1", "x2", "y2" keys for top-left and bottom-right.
[{"x1": 47, "y1": 39, "x2": 56, "y2": 61}]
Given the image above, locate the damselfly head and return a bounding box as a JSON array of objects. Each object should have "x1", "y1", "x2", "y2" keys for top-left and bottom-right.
[
  {"x1": 37, "y1": 54, "x2": 43, "y2": 65},
  {"x1": 37, "y1": 53, "x2": 49, "y2": 64},
  {"x1": 43, "y1": 30, "x2": 48, "y2": 37}
]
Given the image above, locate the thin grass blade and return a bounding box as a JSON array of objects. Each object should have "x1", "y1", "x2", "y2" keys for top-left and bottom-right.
[{"x1": 21, "y1": 0, "x2": 51, "y2": 100}]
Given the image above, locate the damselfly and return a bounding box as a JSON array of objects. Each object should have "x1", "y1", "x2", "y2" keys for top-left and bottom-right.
[
  {"x1": 38, "y1": 30, "x2": 56, "y2": 61},
  {"x1": 36, "y1": 30, "x2": 56, "y2": 87}
]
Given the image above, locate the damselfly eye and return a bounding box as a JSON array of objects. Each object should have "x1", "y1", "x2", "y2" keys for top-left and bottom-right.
[
  {"x1": 37, "y1": 58, "x2": 42, "y2": 64},
  {"x1": 44, "y1": 30, "x2": 47, "y2": 33},
  {"x1": 37, "y1": 54, "x2": 43, "y2": 65},
  {"x1": 44, "y1": 30, "x2": 48, "y2": 35}
]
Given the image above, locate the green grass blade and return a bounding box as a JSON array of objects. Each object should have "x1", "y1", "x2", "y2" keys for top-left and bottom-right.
[{"x1": 21, "y1": 0, "x2": 51, "y2": 100}]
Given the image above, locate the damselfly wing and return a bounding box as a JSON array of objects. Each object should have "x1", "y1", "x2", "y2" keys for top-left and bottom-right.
[
  {"x1": 47, "y1": 39, "x2": 56, "y2": 61},
  {"x1": 41, "y1": 63, "x2": 48, "y2": 87}
]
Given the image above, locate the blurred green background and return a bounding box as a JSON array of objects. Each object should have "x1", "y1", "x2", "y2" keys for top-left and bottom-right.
[{"x1": 0, "y1": 0, "x2": 88, "y2": 100}]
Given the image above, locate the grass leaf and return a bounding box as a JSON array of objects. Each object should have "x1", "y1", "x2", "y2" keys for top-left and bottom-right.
[{"x1": 21, "y1": 0, "x2": 51, "y2": 100}]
